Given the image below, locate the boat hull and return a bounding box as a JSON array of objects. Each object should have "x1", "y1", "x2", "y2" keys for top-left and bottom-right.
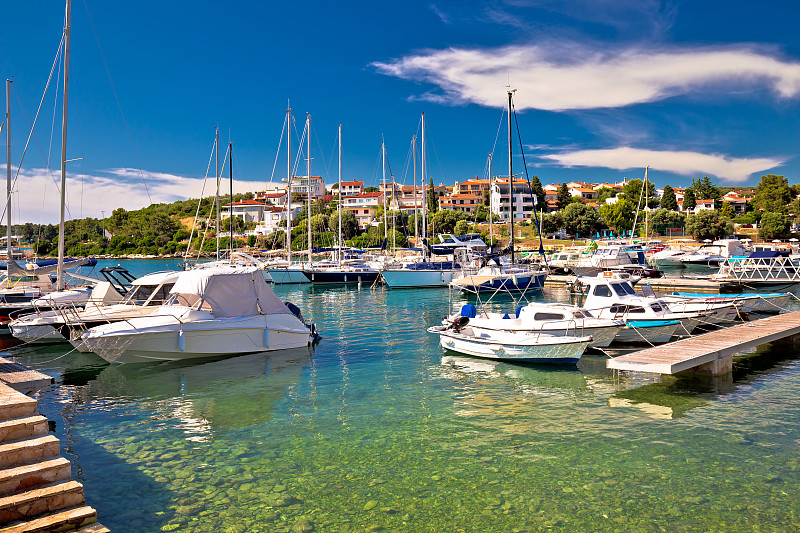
[
  {"x1": 451, "y1": 272, "x2": 546, "y2": 293},
  {"x1": 436, "y1": 330, "x2": 589, "y2": 364},
  {"x1": 266, "y1": 268, "x2": 311, "y2": 284},
  {"x1": 613, "y1": 322, "x2": 679, "y2": 344},
  {"x1": 81, "y1": 315, "x2": 313, "y2": 364},
  {"x1": 381, "y1": 269, "x2": 456, "y2": 288},
  {"x1": 304, "y1": 270, "x2": 381, "y2": 285}
]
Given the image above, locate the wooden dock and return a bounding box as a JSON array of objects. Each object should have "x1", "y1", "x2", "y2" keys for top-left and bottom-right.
[{"x1": 607, "y1": 310, "x2": 800, "y2": 375}]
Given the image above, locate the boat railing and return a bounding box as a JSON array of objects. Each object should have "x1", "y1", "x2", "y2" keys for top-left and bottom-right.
[
  {"x1": 533, "y1": 317, "x2": 583, "y2": 341},
  {"x1": 722, "y1": 256, "x2": 800, "y2": 281}
]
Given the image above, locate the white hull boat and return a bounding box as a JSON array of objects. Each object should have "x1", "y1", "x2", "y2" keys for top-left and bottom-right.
[
  {"x1": 428, "y1": 323, "x2": 591, "y2": 364},
  {"x1": 266, "y1": 265, "x2": 311, "y2": 284},
  {"x1": 381, "y1": 268, "x2": 457, "y2": 288},
  {"x1": 614, "y1": 320, "x2": 680, "y2": 344},
  {"x1": 79, "y1": 267, "x2": 316, "y2": 363}
]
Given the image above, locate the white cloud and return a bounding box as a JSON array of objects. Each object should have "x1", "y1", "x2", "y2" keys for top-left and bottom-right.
[
  {"x1": 373, "y1": 43, "x2": 800, "y2": 110},
  {"x1": 4, "y1": 166, "x2": 279, "y2": 224},
  {"x1": 540, "y1": 147, "x2": 783, "y2": 182}
]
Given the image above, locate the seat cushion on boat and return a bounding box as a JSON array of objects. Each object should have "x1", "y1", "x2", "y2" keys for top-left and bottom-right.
[
  {"x1": 461, "y1": 304, "x2": 477, "y2": 318},
  {"x1": 515, "y1": 305, "x2": 524, "y2": 318}
]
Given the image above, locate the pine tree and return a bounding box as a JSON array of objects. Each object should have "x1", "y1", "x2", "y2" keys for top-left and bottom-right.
[
  {"x1": 428, "y1": 178, "x2": 438, "y2": 213},
  {"x1": 683, "y1": 188, "x2": 697, "y2": 211},
  {"x1": 660, "y1": 185, "x2": 678, "y2": 211},
  {"x1": 556, "y1": 183, "x2": 572, "y2": 210},
  {"x1": 529, "y1": 175, "x2": 546, "y2": 208}
]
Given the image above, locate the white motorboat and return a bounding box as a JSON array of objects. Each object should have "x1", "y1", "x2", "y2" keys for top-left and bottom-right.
[
  {"x1": 636, "y1": 284, "x2": 739, "y2": 326},
  {"x1": 665, "y1": 291, "x2": 792, "y2": 315},
  {"x1": 11, "y1": 270, "x2": 181, "y2": 345},
  {"x1": 428, "y1": 319, "x2": 591, "y2": 364},
  {"x1": 381, "y1": 260, "x2": 462, "y2": 288},
  {"x1": 80, "y1": 267, "x2": 317, "y2": 363},
  {"x1": 568, "y1": 243, "x2": 649, "y2": 277},
  {"x1": 573, "y1": 274, "x2": 707, "y2": 342},
  {"x1": 680, "y1": 239, "x2": 747, "y2": 268},
  {"x1": 443, "y1": 302, "x2": 624, "y2": 348}
]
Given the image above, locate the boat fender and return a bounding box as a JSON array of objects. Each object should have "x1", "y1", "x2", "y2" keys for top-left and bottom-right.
[
  {"x1": 264, "y1": 327, "x2": 270, "y2": 347},
  {"x1": 178, "y1": 329, "x2": 185, "y2": 351}
]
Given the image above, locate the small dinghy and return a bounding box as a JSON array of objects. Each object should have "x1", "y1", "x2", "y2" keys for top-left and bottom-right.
[{"x1": 428, "y1": 316, "x2": 591, "y2": 365}]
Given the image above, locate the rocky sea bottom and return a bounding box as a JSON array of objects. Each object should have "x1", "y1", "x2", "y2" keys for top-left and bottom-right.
[{"x1": 9, "y1": 275, "x2": 800, "y2": 532}]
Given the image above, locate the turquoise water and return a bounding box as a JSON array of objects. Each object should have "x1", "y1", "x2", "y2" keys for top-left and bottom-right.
[{"x1": 6, "y1": 259, "x2": 800, "y2": 532}]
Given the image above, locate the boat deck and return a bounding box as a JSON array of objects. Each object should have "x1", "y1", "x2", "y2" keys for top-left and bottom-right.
[{"x1": 607, "y1": 310, "x2": 800, "y2": 375}]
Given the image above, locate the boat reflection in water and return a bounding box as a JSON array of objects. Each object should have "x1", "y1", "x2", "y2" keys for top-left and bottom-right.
[{"x1": 72, "y1": 348, "x2": 313, "y2": 437}]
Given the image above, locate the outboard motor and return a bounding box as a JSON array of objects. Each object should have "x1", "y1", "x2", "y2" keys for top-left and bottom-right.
[
  {"x1": 284, "y1": 301, "x2": 305, "y2": 323},
  {"x1": 451, "y1": 316, "x2": 469, "y2": 332}
]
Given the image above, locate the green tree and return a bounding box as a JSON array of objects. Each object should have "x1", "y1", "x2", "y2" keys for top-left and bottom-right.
[
  {"x1": 561, "y1": 203, "x2": 601, "y2": 237},
  {"x1": 556, "y1": 183, "x2": 572, "y2": 210},
  {"x1": 595, "y1": 186, "x2": 617, "y2": 204},
  {"x1": 685, "y1": 210, "x2": 734, "y2": 241},
  {"x1": 429, "y1": 209, "x2": 466, "y2": 234},
  {"x1": 453, "y1": 220, "x2": 472, "y2": 236},
  {"x1": 660, "y1": 185, "x2": 678, "y2": 211},
  {"x1": 428, "y1": 178, "x2": 438, "y2": 213},
  {"x1": 682, "y1": 189, "x2": 697, "y2": 211},
  {"x1": 646, "y1": 209, "x2": 686, "y2": 236},
  {"x1": 541, "y1": 211, "x2": 564, "y2": 236},
  {"x1": 364, "y1": 186, "x2": 379, "y2": 193},
  {"x1": 752, "y1": 174, "x2": 791, "y2": 214},
  {"x1": 719, "y1": 201, "x2": 734, "y2": 219},
  {"x1": 758, "y1": 212, "x2": 791, "y2": 240},
  {"x1": 330, "y1": 209, "x2": 359, "y2": 240},
  {"x1": 529, "y1": 175, "x2": 546, "y2": 208},
  {"x1": 690, "y1": 176, "x2": 721, "y2": 205},
  {"x1": 621, "y1": 179, "x2": 659, "y2": 209},
  {"x1": 599, "y1": 199, "x2": 636, "y2": 235}
]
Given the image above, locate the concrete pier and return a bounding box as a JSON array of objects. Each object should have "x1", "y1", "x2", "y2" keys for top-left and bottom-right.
[{"x1": 607, "y1": 310, "x2": 800, "y2": 376}]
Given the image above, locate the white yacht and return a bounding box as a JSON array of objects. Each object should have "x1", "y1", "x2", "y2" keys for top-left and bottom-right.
[
  {"x1": 680, "y1": 239, "x2": 747, "y2": 267},
  {"x1": 79, "y1": 267, "x2": 317, "y2": 363},
  {"x1": 568, "y1": 243, "x2": 648, "y2": 277}
]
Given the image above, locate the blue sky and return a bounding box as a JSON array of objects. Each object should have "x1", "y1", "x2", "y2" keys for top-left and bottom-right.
[{"x1": 3, "y1": 0, "x2": 800, "y2": 222}]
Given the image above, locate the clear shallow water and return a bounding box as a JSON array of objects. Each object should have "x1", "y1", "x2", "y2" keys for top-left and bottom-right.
[{"x1": 6, "y1": 259, "x2": 800, "y2": 532}]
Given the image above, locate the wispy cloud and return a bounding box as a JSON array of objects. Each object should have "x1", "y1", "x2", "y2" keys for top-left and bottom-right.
[
  {"x1": 5, "y1": 166, "x2": 276, "y2": 224},
  {"x1": 373, "y1": 43, "x2": 800, "y2": 111},
  {"x1": 540, "y1": 147, "x2": 783, "y2": 183}
]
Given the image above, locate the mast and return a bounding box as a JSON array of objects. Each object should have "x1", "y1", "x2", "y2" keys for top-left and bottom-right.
[
  {"x1": 215, "y1": 127, "x2": 220, "y2": 260},
  {"x1": 5, "y1": 80, "x2": 11, "y2": 271},
  {"x1": 286, "y1": 108, "x2": 292, "y2": 263},
  {"x1": 644, "y1": 166, "x2": 649, "y2": 242},
  {"x1": 488, "y1": 152, "x2": 493, "y2": 249},
  {"x1": 421, "y1": 112, "x2": 426, "y2": 260},
  {"x1": 306, "y1": 114, "x2": 311, "y2": 266},
  {"x1": 507, "y1": 90, "x2": 515, "y2": 264},
  {"x1": 382, "y1": 139, "x2": 387, "y2": 241},
  {"x1": 229, "y1": 141, "x2": 233, "y2": 256},
  {"x1": 412, "y1": 135, "x2": 417, "y2": 242},
  {"x1": 338, "y1": 124, "x2": 342, "y2": 265},
  {"x1": 56, "y1": 0, "x2": 72, "y2": 291}
]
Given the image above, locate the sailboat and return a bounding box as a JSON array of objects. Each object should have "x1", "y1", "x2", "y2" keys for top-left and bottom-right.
[
  {"x1": 266, "y1": 108, "x2": 310, "y2": 284},
  {"x1": 381, "y1": 113, "x2": 467, "y2": 288},
  {"x1": 303, "y1": 124, "x2": 380, "y2": 285},
  {"x1": 449, "y1": 90, "x2": 547, "y2": 294}
]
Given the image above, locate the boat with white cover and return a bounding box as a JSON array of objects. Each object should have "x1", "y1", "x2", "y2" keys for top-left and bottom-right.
[
  {"x1": 443, "y1": 302, "x2": 624, "y2": 349},
  {"x1": 79, "y1": 267, "x2": 316, "y2": 363},
  {"x1": 428, "y1": 318, "x2": 591, "y2": 364}
]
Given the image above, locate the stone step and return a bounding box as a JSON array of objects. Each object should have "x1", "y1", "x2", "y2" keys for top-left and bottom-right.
[
  {"x1": 75, "y1": 525, "x2": 109, "y2": 533},
  {"x1": 0, "y1": 504, "x2": 97, "y2": 533},
  {"x1": 0, "y1": 418, "x2": 48, "y2": 445},
  {"x1": 0, "y1": 391, "x2": 36, "y2": 424},
  {"x1": 0, "y1": 458, "x2": 71, "y2": 497},
  {"x1": 0, "y1": 437, "x2": 60, "y2": 470},
  {"x1": 0, "y1": 481, "x2": 84, "y2": 524}
]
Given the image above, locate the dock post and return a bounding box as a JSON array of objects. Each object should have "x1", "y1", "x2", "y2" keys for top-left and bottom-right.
[{"x1": 687, "y1": 355, "x2": 732, "y2": 376}]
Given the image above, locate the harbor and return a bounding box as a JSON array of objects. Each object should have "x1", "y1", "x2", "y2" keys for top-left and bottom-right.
[{"x1": 0, "y1": 259, "x2": 794, "y2": 532}]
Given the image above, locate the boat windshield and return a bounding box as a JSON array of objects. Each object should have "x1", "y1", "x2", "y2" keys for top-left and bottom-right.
[
  {"x1": 621, "y1": 283, "x2": 636, "y2": 295},
  {"x1": 611, "y1": 283, "x2": 628, "y2": 296}
]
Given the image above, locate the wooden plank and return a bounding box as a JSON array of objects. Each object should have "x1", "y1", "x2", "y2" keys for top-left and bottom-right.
[{"x1": 608, "y1": 310, "x2": 800, "y2": 374}]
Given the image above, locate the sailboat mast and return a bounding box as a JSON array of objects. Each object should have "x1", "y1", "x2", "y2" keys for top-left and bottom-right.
[
  {"x1": 412, "y1": 135, "x2": 417, "y2": 241},
  {"x1": 306, "y1": 114, "x2": 311, "y2": 266},
  {"x1": 229, "y1": 141, "x2": 233, "y2": 256},
  {"x1": 488, "y1": 152, "x2": 493, "y2": 248},
  {"x1": 645, "y1": 166, "x2": 649, "y2": 242},
  {"x1": 215, "y1": 127, "x2": 220, "y2": 261},
  {"x1": 507, "y1": 90, "x2": 515, "y2": 264},
  {"x1": 56, "y1": 0, "x2": 72, "y2": 291},
  {"x1": 5, "y1": 79, "x2": 11, "y2": 269},
  {"x1": 382, "y1": 139, "x2": 387, "y2": 241},
  {"x1": 286, "y1": 108, "x2": 292, "y2": 263},
  {"x1": 338, "y1": 124, "x2": 342, "y2": 265},
  {"x1": 421, "y1": 112, "x2": 426, "y2": 259}
]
